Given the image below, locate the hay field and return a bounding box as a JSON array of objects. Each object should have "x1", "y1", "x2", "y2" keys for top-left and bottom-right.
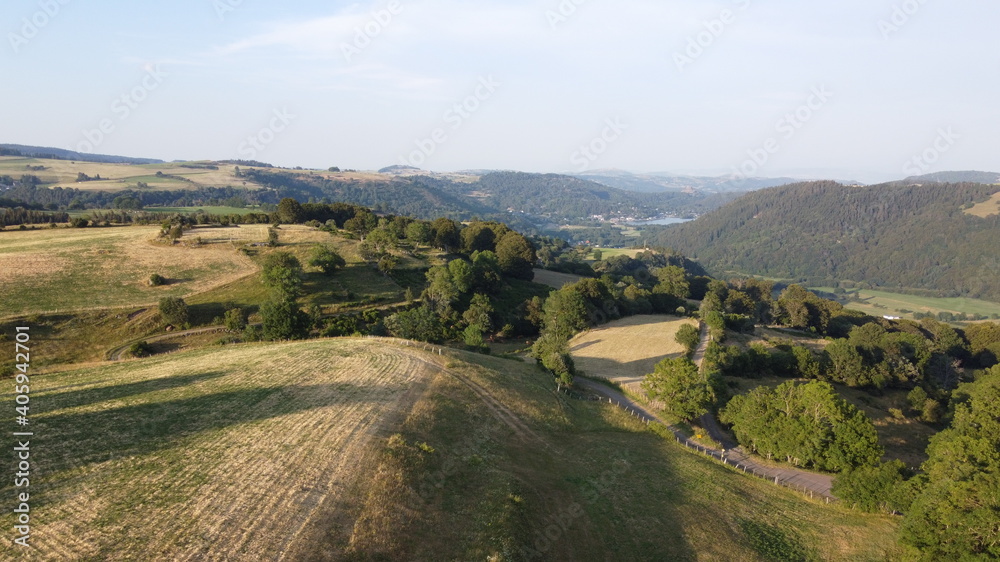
[
  {"x1": 569, "y1": 315, "x2": 698, "y2": 394},
  {"x1": 0, "y1": 339, "x2": 439, "y2": 560},
  {"x1": 531, "y1": 268, "x2": 584, "y2": 289},
  {"x1": 0, "y1": 226, "x2": 259, "y2": 317},
  {"x1": 965, "y1": 191, "x2": 1000, "y2": 218}
]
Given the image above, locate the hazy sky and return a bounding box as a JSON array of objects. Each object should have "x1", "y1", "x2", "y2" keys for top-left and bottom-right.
[{"x1": 3, "y1": 0, "x2": 997, "y2": 182}]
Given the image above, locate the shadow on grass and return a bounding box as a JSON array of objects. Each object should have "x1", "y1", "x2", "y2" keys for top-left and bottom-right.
[
  {"x1": 21, "y1": 382, "x2": 383, "y2": 503},
  {"x1": 35, "y1": 371, "x2": 228, "y2": 413}
]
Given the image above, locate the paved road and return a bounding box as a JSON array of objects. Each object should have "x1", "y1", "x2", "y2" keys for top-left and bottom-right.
[{"x1": 575, "y1": 377, "x2": 835, "y2": 499}]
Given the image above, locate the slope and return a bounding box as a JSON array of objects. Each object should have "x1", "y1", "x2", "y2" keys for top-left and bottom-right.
[
  {"x1": 644, "y1": 181, "x2": 1000, "y2": 301},
  {"x1": 1, "y1": 338, "x2": 900, "y2": 560}
]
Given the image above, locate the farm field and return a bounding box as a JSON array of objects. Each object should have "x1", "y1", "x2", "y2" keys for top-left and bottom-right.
[
  {"x1": 0, "y1": 157, "x2": 263, "y2": 192},
  {"x1": 531, "y1": 268, "x2": 584, "y2": 290},
  {"x1": 0, "y1": 339, "x2": 437, "y2": 560},
  {"x1": 809, "y1": 286, "x2": 1000, "y2": 320},
  {"x1": 0, "y1": 339, "x2": 900, "y2": 560},
  {"x1": 964, "y1": 191, "x2": 1000, "y2": 217},
  {"x1": 0, "y1": 226, "x2": 260, "y2": 318},
  {"x1": 569, "y1": 315, "x2": 698, "y2": 399}
]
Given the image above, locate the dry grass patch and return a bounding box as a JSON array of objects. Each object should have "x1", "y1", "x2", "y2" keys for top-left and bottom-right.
[
  {"x1": 531, "y1": 268, "x2": 585, "y2": 289},
  {"x1": 964, "y1": 191, "x2": 1000, "y2": 218},
  {"x1": 0, "y1": 339, "x2": 438, "y2": 561},
  {"x1": 570, "y1": 315, "x2": 698, "y2": 397},
  {"x1": 0, "y1": 226, "x2": 258, "y2": 317}
]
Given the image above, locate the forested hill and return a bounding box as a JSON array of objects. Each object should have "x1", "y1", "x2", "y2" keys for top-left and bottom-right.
[{"x1": 643, "y1": 181, "x2": 1000, "y2": 301}]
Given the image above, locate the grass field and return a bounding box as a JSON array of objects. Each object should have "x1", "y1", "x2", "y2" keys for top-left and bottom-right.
[
  {"x1": 809, "y1": 286, "x2": 1000, "y2": 320},
  {"x1": 965, "y1": 191, "x2": 1000, "y2": 218},
  {"x1": 0, "y1": 339, "x2": 438, "y2": 560},
  {"x1": 0, "y1": 339, "x2": 900, "y2": 560},
  {"x1": 0, "y1": 157, "x2": 261, "y2": 192},
  {"x1": 531, "y1": 268, "x2": 585, "y2": 289},
  {"x1": 0, "y1": 226, "x2": 259, "y2": 318}
]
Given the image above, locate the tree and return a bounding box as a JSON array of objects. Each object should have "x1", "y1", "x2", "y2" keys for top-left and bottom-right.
[
  {"x1": 832, "y1": 460, "x2": 912, "y2": 513},
  {"x1": 309, "y1": 246, "x2": 346, "y2": 276},
  {"x1": 463, "y1": 293, "x2": 494, "y2": 333},
  {"x1": 720, "y1": 381, "x2": 882, "y2": 472},
  {"x1": 495, "y1": 231, "x2": 536, "y2": 281},
  {"x1": 447, "y1": 259, "x2": 474, "y2": 294},
  {"x1": 224, "y1": 307, "x2": 247, "y2": 332},
  {"x1": 260, "y1": 252, "x2": 304, "y2": 298},
  {"x1": 654, "y1": 265, "x2": 690, "y2": 298},
  {"x1": 158, "y1": 297, "x2": 189, "y2": 326},
  {"x1": 423, "y1": 266, "x2": 458, "y2": 315},
  {"x1": 641, "y1": 357, "x2": 713, "y2": 422},
  {"x1": 431, "y1": 217, "x2": 461, "y2": 252},
  {"x1": 541, "y1": 289, "x2": 589, "y2": 341},
  {"x1": 260, "y1": 298, "x2": 309, "y2": 340},
  {"x1": 675, "y1": 323, "x2": 701, "y2": 356},
  {"x1": 901, "y1": 366, "x2": 1000, "y2": 558},
  {"x1": 377, "y1": 255, "x2": 398, "y2": 277},
  {"x1": 276, "y1": 198, "x2": 304, "y2": 224},
  {"x1": 384, "y1": 305, "x2": 445, "y2": 343},
  {"x1": 406, "y1": 221, "x2": 432, "y2": 246}
]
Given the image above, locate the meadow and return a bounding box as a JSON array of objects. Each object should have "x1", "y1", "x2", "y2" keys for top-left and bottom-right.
[
  {"x1": 809, "y1": 286, "x2": 1000, "y2": 320},
  {"x1": 0, "y1": 226, "x2": 259, "y2": 318},
  {"x1": 0, "y1": 339, "x2": 901, "y2": 560}
]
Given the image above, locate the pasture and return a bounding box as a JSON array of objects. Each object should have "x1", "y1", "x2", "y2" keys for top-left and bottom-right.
[
  {"x1": 965, "y1": 191, "x2": 1000, "y2": 218},
  {"x1": 569, "y1": 315, "x2": 699, "y2": 400},
  {"x1": 0, "y1": 339, "x2": 901, "y2": 560},
  {"x1": 531, "y1": 268, "x2": 584, "y2": 290},
  {"x1": 810, "y1": 286, "x2": 1000, "y2": 320},
  {"x1": 0, "y1": 339, "x2": 438, "y2": 560},
  {"x1": 0, "y1": 226, "x2": 259, "y2": 317}
]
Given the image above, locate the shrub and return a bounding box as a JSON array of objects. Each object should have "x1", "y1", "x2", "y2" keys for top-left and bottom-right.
[
  {"x1": 128, "y1": 341, "x2": 153, "y2": 358},
  {"x1": 158, "y1": 297, "x2": 189, "y2": 326}
]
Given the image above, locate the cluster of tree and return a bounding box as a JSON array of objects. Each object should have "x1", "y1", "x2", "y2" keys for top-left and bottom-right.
[
  {"x1": 719, "y1": 380, "x2": 883, "y2": 472},
  {"x1": 833, "y1": 366, "x2": 1000, "y2": 559},
  {"x1": 2, "y1": 184, "x2": 281, "y2": 210},
  {"x1": 0, "y1": 208, "x2": 69, "y2": 227},
  {"x1": 383, "y1": 221, "x2": 538, "y2": 350},
  {"x1": 645, "y1": 180, "x2": 1000, "y2": 301}
]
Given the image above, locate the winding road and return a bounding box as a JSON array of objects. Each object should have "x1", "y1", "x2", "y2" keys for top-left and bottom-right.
[{"x1": 578, "y1": 320, "x2": 836, "y2": 501}]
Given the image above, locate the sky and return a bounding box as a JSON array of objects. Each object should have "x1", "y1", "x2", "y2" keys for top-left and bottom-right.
[{"x1": 2, "y1": 0, "x2": 997, "y2": 182}]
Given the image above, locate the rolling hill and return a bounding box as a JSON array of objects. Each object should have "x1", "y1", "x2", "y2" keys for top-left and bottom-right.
[
  {"x1": 643, "y1": 180, "x2": 1000, "y2": 301},
  {"x1": 1, "y1": 338, "x2": 900, "y2": 560}
]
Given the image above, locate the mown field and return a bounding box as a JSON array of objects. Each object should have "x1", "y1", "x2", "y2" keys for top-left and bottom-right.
[
  {"x1": 0, "y1": 339, "x2": 900, "y2": 560},
  {"x1": 0, "y1": 226, "x2": 260, "y2": 318},
  {"x1": 964, "y1": 191, "x2": 1000, "y2": 218},
  {"x1": 531, "y1": 268, "x2": 584, "y2": 290},
  {"x1": 0, "y1": 157, "x2": 261, "y2": 192},
  {"x1": 809, "y1": 286, "x2": 1000, "y2": 320},
  {"x1": 569, "y1": 315, "x2": 698, "y2": 381}
]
